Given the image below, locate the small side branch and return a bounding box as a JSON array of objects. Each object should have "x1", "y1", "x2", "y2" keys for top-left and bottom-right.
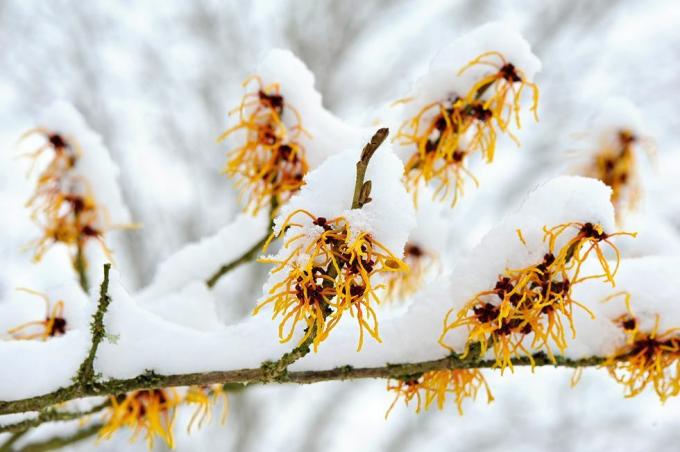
[
  {"x1": 16, "y1": 422, "x2": 103, "y2": 452},
  {"x1": 352, "y1": 127, "x2": 388, "y2": 209},
  {"x1": 0, "y1": 401, "x2": 109, "y2": 434},
  {"x1": 206, "y1": 234, "x2": 268, "y2": 288},
  {"x1": 206, "y1": 197, "x2": 279, "y2": 288},
  {"x1": 75, "y1": 263, "x2": 112, "y2": 389}
]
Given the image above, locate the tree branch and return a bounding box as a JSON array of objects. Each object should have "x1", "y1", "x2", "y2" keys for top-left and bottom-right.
[
  {"x1": 75, "y1": 263, "x2": 111, "y2": 389},
  {"x1": 0, "y1": 350, "x2": 607, "y2": 417},
  {"x1": 0, "y1": 401, "x2": 109, "y2": 434}
]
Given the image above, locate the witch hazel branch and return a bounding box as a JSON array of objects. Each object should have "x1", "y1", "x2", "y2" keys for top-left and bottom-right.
[{"x1": 2, "y1": 21, "x2": 679, "y2": 451}]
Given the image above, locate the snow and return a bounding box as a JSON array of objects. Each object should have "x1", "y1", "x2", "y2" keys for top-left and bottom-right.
[
  {"x1": 392, "y1": 21, "x2": 541, "y2": 136},
  {"x1": 0, "y1": 175, "x2": 658, "y2": 399},
  {"x1": 136, "y1": 211, "x2": 269, "y2": 300}
]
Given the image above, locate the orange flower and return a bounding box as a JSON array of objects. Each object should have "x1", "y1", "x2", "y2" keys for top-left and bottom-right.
[
  {"x1": 99, "y1": 389, "x2": 180, "y2": 449},
  {"x1": 219, "y1": 76, "x2": 311, "y2": 214},
  {"x1": 255, "y1": 209, "x2": 407, "y2": 351},
  {"x1": 184, "y1": 385, "x2": 229, "y2": 433},
  {"x1": 395, "y1": 51, "x2": 539, "y2": 206},
  {"x1": 441, "y1": 222, "x2": 633, "y2": 372},
  {"x1": 386, "y1": 369, "x2": 493, "y2": 416},
  {"x1": 604, "y1": 294, "x2": 680, "y2": 402},
  {"x1": 7, "y1": 288, "x2": 67, "y2": 341}
]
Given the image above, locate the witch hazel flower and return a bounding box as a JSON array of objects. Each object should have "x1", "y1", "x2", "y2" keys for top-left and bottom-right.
[
  {"x1": 602, "y1": 292, "x2": 680, "y2": 402},
  {"x1": 6, "y1": 289, "x2": 67, "y2": 341},
  {"x1": 100, "y1": 389, "x2": 181, "y2": 449},
  {"x1": 439, "y1": 177, "x2": 635, "y2": 372},
  {"x1": 220, "y1": 49, "x2": 369, "y2": 215},
  {"x1": 19, "y1": 102, "x2": 133, "y2": 291},
  {"x1": 386, "y1": 369, "x2": 493, "y2": 416},
  {"x1": 393, "y1": 22, "x2": 541, "y2": 207},
  {"x1": 254, "y1": 130, "x2": 416, "y2": 351},
  {"x1": 574, "y1": 98, "x2": 653, "y2": 222},
  {"x1": 184, "y1": 384, "x2": 229, "y2": 433}
]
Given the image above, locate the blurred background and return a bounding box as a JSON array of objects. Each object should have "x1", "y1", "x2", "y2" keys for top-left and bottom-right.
[{"x1": 1, "y1": 0, "x2": 680, "y2": 450}]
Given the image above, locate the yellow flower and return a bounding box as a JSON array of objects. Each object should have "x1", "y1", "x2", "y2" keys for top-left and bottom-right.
[
  {"x1": 604, "y1": 294, "x2": 680, "y2": 402},
  {"x1": 255, "y1": 209, "x2": 407, "y2": 351},
  {"x1": 441, "y1": 222, "x2": 633, "y2": 372},
  {"x1": 99, "y1": 389, "x2": 180, "y2": 449},
  {"x1": 386, "y1": 369, "x2": 493, "y2": 416},
  {"x1": 184, "y1": 385, "x2": 229, "y2": 433},
  {"x1": 7, "y1": 288, "x2": 67, "y2": 341},
  {"x1": 20, "y1": 127, "x2": 134, "y2": 284},
  {"x1": 395, "y1": 51, "x2": 539, "y2": 207},
  {"x1": 219, "y1": 76, "x2": 311, "y2": 214}
]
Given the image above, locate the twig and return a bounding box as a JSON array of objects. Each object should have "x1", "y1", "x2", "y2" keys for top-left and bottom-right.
[
  {"x1": 75, "y1": 263, "x2": 112, "y2": 389},
  {"x1": 352, "y1": 128, "x2": 388, "y2": 209},
  {"x1": 17, "y1": 422, "x2": 103, "y2": 452},
  {"x1": 206, "y1": 197, "x2": 279, "y2": 288},
  {"x1": 206, "y1": 234, "x2": 269, "y2": 288},
  {"x1": 73, "y1": 242, "x2": 89, "y2": 294},
  {"x1": 0, "y1": 401, "x2": 109, "y2": 434},
  {"x1": 0, "y1": 430, "x2": 27, "y2": 452}
]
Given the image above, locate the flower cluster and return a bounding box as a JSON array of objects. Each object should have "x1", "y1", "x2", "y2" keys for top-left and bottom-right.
[
  {"x1": 21, "y1": 128, "x2": 118, "y2": 288},
  {"x1": 386, "y1": 369, "x2": 493, "y2": 416},
  {"x1": 219, "y1": 76, "x2": 310, "y2": 214},
  {"x1": 100, "y1": 389, "x2": 180, "y2": 448},
  {"x1": 255, "y1": 209, "x2": 407, "y2": 351},
  {"x1": 441, "y1": 222, "x2": 634, "y2": 372},
  {"x1": 100, "y1": 385, "x2": 227, "y2": 448},
  {"x1": 7, "y1": 289, "x2": 67, "y2": 341},
  {"x1": 604, "y1": 295, "x2": 680, "y2": 402},
  {"x1": 395, "y1": 51, "x2": 539, "y2": 206}
]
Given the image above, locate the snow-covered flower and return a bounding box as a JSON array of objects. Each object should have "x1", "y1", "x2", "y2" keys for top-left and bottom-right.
[
  {"x1": 220, "y1": 49, "x2": 368, "y2": 215},
  {"x1": 255, "y1": 140, "x2": 415, "y2": 351},
  {"x1": 385, "y1": 187, "x2": 448, "y2": 301},
  {"x1": 393, "y1": 22, "x2": 541, "y2": 207},
  {"x1": 19, "y1": 102, "x2": 133, "y2": 291},
  {"x1": 439, "y1": 178, "x2": 635, "y2": 372},
  {"x1": 604, "y1": 293, "x2": 680, "y2": 402}
]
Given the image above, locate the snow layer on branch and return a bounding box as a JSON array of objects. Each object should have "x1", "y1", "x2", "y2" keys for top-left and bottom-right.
[
  {"x1": 32, "y1": 101, "x2": 131, "y2": 225},
  {"x1": 291, "y1": 176, "x2": 622, "y2": 370},
  {"x1": 396, "y1": 21, "x2": 541, "y2": 124},
  {"x1": 225, "y1": 49, "x2": 373, "y2": 169},
  {"x1": 96, "y1": 271, "x2": 294, "y2": 379},
  {"x1": 0, "y1": 282, "x2": 92, "y2": 400},
  {"x1": 567, "y1": 256, "x2": 680, "y2": 358},
  {"x1": 136, "y1": 211, "x2": 269, "y2": 300}
]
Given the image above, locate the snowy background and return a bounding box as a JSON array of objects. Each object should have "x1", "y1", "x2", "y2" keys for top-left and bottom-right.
[{"x1": 2, "y1": 1, "x2": 680, "y2": 451}]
